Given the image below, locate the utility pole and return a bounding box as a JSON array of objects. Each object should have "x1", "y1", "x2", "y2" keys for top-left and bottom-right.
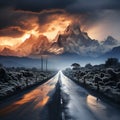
[
  {"x1": 41, "y1": 56, "x2": 43, "y2": 71},
  {"x1": 46, "y1": 57, "x2": 48, "y2": 72}
]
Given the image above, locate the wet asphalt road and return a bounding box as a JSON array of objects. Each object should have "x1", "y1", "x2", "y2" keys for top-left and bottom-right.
[
  {"x1": 0, "y1": 71, "x2": 120, "y2": 120},
  {"x1": 60, "y1": 71, "x2": 120, "y2": 120},
  {"x1": 0, "y1": 73, "x2": 60, "y2": 120}
]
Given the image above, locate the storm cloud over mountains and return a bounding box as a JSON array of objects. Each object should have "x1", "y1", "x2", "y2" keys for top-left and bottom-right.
[{"x1": 0, "y1": 0, "x2": 120, "y2": 54}]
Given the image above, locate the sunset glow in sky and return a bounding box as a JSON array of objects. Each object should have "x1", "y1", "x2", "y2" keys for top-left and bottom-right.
[
  {"x1": 0, "y1": 0, "x2": 120, "y2": 48},
  {"x1": 0, "y1": 13, "x2": 73, "y2": 47}
]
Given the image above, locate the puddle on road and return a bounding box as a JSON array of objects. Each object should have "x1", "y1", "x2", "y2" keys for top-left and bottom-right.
[
  {"x1": 34, "y1": 96, "x2": 50, "y2": 109},
  {"x1": 87, "y1": 95, "x2": 106, "y2": 110}
]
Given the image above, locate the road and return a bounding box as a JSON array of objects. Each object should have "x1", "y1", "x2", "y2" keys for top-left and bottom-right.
[
  {"x1": 60, "y1": 71, "x2": 120, "y2": 120},
  {"x1": 0, "y1": 73, "x2": 60, "y2": 120},
  {"x1": 0, "y1": 71, "x2": 120, "y2": 120}
]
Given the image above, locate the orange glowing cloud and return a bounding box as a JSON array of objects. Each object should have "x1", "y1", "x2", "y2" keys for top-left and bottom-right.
[
  {"x1": 43, "y1": 16, "x2": 72, "y2": 40},
  {"x1": 0, "y1": 17, "x2": 40, "y2": 48},
  {"x1": 0, "y1": 24, "x2": 40, "y2": 49},
  {"x1": 0, "y1": 10, "x2": 75, "y2": 49},
  {"x1": 21, "y1": 14, "x2": 73, "y2": 42},
  {"x1": 0, "y1": 34, "x2": 31, "y2": 47}
]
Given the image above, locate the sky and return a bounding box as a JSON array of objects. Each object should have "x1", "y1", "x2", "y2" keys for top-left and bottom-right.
[{"x1": 0, "y1": 0, "x2": 120, "y2": 47}]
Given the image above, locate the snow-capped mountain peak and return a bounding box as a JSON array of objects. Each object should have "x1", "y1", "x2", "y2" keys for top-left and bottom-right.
[
  {"x1": 64, "y1": 23, "x2": 81, "y2": 35},
  {"x1": 102, "y1": 36, "x2": 118, "y2": 46}
]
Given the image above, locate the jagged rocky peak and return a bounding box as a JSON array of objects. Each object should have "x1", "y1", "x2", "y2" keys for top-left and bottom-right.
[
  {"x1": 0, "y1": 47, "x2": 17, "y2": 56},
  {"x1": 103, "y1": 36, "x2": 118, "y2": 45},
  {"x1": 82, "y1": 32, "x2": 91, "y2": 40},
  {"x1": 64, "y1": 23, "x2": 81, "y2": 35},
  {"x1": 38, "y1": 35, "x2": 49, "y2": 41},
  {"x1": 107, "y1": 36, "x2": 116, "y2": 40},
  {"x1": 33, "y1": 35, "x2": 50, "y2": 49}
]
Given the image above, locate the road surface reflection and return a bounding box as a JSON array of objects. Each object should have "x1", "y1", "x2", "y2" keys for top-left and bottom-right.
[
  {"x1": 60, "y1": 72, "x2": 120, "y2": 120},
  {"x1": 87, "y1": 95, "x2": 106, "y2": 110},
  {"x1": 0, "y1": 74, "x2": 59, "y2": 116},
  {"x1": 0, "y1": 72, "x2": 120, "y2": 120}
]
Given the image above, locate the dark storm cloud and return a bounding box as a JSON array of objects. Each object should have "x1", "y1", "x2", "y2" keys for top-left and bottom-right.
[
  {"x1": 67, "y1": 0, "x2": 120, "y2": 13},
  {"x1": 1, "y1": 0, "x2": 120, "y2": 12},
  {"x1": 0, "y1": 8, "x2": 69, "y2": 37},
  {"x1": 0, "y1": 8, "x2": 39, "y2": 37},
  {"x1": 0, "y1": 0, "x2": 120, "y2": 38},
  {"x1": 0, "y1": 8, "x2": 35, "y2": 29},
  {"x1": 0, "y1": 0, "x2": 76, "y2": 12},
  {"x1": 0, "y1": 27, "x2": 24, "y2": 38}
]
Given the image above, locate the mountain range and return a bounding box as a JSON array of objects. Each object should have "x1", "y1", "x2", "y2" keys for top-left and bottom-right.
[{"x1": 0, "y1": 23, "x2": 120, "y2": 68}]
